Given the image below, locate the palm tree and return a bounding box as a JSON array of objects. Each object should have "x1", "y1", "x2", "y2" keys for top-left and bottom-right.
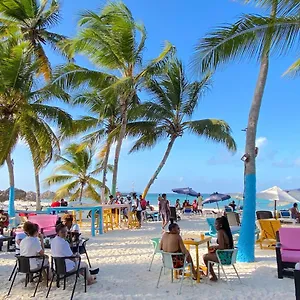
[
  {"x1": 193, "y1": 0, "x2": 300, "y2": 262},
  {"x1": 0, "y1": 0, "x2": 69, "y2": 80},
  {"x1": 0, "y1": 39, "x2": 72, "y2": 212},
  {"x1": 53, "y1": 2, "x2": 174, "y2": 196},
  {"x1": 126, "y1": 59, "x2": 236, "y2": 198},
  {"x1": 67, "y1": 90, "x2": 122, "y2": 202},
  {"x1": 45, "y1": 143, "x2": 111, "y2": 202}
]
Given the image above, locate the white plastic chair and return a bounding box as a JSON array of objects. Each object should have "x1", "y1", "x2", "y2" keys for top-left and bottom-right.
[
  {"x1": 149, "y1": 238, "x2": 162, "y2": 271},
  {"x1": 208, "y1": 248, "x2": 241, "y2": 287},
  {"x1": 157, "y1": 252, "x2": 193, "y2": 295}
]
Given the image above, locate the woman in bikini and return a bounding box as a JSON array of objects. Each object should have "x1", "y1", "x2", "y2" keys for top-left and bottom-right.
[{"x1": 203, "y1": 216, "x2": 233, "y2": 281}]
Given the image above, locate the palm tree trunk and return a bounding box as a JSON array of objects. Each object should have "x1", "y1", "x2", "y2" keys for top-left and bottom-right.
[
  {"x1": 237, "y1": 0, "x2": 277, "y2": 263},
  {"x1": 237, "y1": 54, "x2": 269, "y2": 262},
  {"x1": 34, "y1": 168, "x2": 41, "y2": 211},
  {"x1": 6, "y1": 153, "x2": 15, "y2": 222},
  {"x1": 79, "y1": 184, "x2": 84, "y2": 203},
  {"x1": 101, "y1": 140, "x2": 112, "y2": 203},
  {"x1": 111, "y1": 100, "x2": 127, "y2": 196},
  {"x1": 142, "y1": 137, "x2": 176, "y2": 199}
]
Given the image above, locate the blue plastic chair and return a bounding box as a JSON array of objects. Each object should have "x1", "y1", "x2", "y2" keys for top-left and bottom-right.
[{"x1": 205, "y1": 218, "x2": 217, "y2": 237}]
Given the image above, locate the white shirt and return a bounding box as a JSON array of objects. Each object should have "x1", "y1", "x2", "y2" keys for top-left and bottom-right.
[
  {"x1": 15, "y1": 232, "x2": 27, "y2": 255},
  {"x1": 51, "y1": 236, "x2": 76, "y2": 272},
  {"x1": 20, "y1": 236, "x2": 42, "y2": 270}
]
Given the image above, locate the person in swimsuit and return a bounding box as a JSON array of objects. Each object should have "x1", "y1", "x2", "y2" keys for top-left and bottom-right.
[
  {"x1": 159, "y1": 193, "x2": 171, "y2": 230},
  {"x1": 203, "y1": 216, "x2": 233, "y2": 281},
  {"x1": 160, "y1": 223, "x2": 198, "y2": 279}
]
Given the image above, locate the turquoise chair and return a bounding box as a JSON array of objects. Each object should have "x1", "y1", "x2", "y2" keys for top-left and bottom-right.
[
  {"x1": 207, "y1": 248, "x2": 241, "y2": 287},
  {"x1": 205, "y1": 218, "x2": 217, "y2": 236},
  {"x1": 149, "y1": 238, "x2": 162, "y2": 271}
]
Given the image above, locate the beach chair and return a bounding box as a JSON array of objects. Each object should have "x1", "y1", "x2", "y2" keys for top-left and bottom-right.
[
  {"x1": 156, "y1": 252, "x2": 193, "y2": 295},
  {"x1": 205, "y1": 218, "x2": 217, "y2": 237},
  {"x1": 227, "y1": 212, "x2": 240, "y2": 227},
  {"x1": 257, "y1": 219, "x2": 281, "y2": 249},
  {"x1": 149, "y1": 238, "x2": 162, "y2": 271},
  {"x1": 46, "y1": 256, "x2": 86, "y2": 300},
  {"x1": 279, "y1": 210, "x2": 296, "y2": 224},
  {"x1": 276, "y1": 227, "x2": 300, "y2": 279},
  {"x1": 28, "y1": 215, "x2": 58, "y2": 237},
  {"x1": 128, "y1": 212, "x2": 140, "y2": 228},
  {"x1": 207, "y1": 248, "x2": 241, "y2": 287},
  {"x1": 256, "y1": 211, "x2": 273, "y2": 220},
  {"x1": 183, "y1": 206, "x2": 192, "y2": 215},
  {"x1": 103, "y1": 209, "x2": 114, "y2": 232},
  {"x1": 8, "y1": 255, "x2": 49, "y2": 297}
]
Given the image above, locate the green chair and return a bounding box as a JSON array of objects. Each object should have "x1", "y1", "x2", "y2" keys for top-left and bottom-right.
[
  {"x1": 208, "y1": 248, "x2": 241, "y2": 286},
  {"x1": 149, "y1": 238, "x2": 161, "y2": 271}
]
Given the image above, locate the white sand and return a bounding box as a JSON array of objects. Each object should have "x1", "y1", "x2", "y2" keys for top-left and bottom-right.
[{"x1": 0, "y1": 216, "x2": 295, "y2": 300}]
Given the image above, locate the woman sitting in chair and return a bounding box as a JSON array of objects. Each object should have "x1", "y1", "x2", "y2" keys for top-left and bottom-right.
[
  {"x1": 20, "y1": 222, "x2": 49, "y2": 281},
  {"x1": 203, "y1": 216, "x2": 233, "y2": 281}
]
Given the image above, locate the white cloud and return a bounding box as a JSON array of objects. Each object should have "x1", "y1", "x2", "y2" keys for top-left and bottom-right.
[
  {"x1": 286, "y1": 176, "x2": 293, "y2": 181},
  {"x1": 294, "y1": 158, "x2": 300, "y2": 167},
  {"x1": 256, "y1": 137, "x2": 267, "y2": 148}
]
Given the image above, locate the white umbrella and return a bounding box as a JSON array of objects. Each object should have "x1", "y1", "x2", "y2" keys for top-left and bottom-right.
[
  {"x1": 286, "y1": 189, "x2": 300, "y2": 201},
  {"x1": 257, "y1": 186, "x2": 299, "y2": 216},
  {"x1": 228, "y1": 193, "x2": 243, "y2": 201}
]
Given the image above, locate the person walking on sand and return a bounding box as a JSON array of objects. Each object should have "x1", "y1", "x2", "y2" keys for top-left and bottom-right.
[
  {"x1": 159, "y1": 193, "x2": 171, "y2": 230},
  {"x1": 197, "y1": 193, "x2": 203, "y2": 215}
]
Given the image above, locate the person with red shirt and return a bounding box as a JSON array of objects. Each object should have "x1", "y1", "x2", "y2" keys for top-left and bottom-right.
[{"x1": 51, "y1": 200, "x2": 60, "y2": 208}]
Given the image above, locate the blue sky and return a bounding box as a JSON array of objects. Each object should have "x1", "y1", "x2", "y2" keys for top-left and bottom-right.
[{"x1": 1, "y1": 0, "x2": 300, "y2": 194}]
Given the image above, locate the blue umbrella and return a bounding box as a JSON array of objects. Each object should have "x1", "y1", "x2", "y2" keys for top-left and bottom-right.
[
  {"x1": 172, "y1": 187, "x2": 198, "y2": 197},
  {"x1": 203, "y1": 192, "x2": 231, "y2": 210}
]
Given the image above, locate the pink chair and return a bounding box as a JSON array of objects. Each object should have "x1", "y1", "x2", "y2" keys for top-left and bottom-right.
[
  {"x1": 276, "y1": 227, "x2": 300, "y2": 278},
  {"x1": 28, "y1": 215, "x2": 58, "y2": 237}
]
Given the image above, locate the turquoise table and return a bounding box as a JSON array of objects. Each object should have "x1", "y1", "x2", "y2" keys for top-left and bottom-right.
[{"x1": 46, "y1": 206, "x2": 103, "y2": 236}]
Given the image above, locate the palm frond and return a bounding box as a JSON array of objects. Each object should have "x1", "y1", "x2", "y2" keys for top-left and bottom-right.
[
  {"x1": 185, "y1": 119, "x2": 237, "y2": 152},
  {"x1": 194, "y1": 14, "x2": 300, "y2": 73}
]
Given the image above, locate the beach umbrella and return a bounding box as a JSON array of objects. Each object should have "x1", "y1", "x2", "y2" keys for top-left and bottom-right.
[
  {"x1": 203, "y1": 192, "x2": 231, "y2": 210},
  {"x1": 228, "y1": 193, "x2": 244, "y2": 201},
  {"x1": 257, "y1": 186, "x2": 299, "y2": 217},
  {"x1": 172, "y1": 187, "x2": 198, "y2": 197},
  {"x1": 286, "y1": 188, "x2": 300, "y2": 201}
]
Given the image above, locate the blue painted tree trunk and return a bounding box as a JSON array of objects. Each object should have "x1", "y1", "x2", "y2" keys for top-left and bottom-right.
[
  {"x1": 8, "y1": 186, "x2": 15, "y2": 226},
  {"x1": 237, "y1": 173, "x2": 256, "y2": 262}
]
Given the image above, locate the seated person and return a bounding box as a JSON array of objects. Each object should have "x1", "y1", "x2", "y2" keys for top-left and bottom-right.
[
  {"x1": 291, "y1": 203, "x2": 300, "y2": 222},
  {"x1": 20, "y1": 222, "x2": 49, "y2": 278},
  {"x1": 229, "y1": 201, "x2": 237, "y2": 211},
  {"x1": 160, "y1": 223, "x2": 197, "y2": 279},
  {"x1": 51, "y1": 224, "x2": 97, "y2": 285},
  {"x1": 203, "y1": 216, "x2": 233, "y2": 281},
  {"x1": 146, "y1": 201, "x2": 154, "y2": 211},
  {"x1": 192, "y1": 200, "x2": 198, "y2": 213},
  {"x1": 60, "y1": 214, "x2": 81, "y2": 251}
]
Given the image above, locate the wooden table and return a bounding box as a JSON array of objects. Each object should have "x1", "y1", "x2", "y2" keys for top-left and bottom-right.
[{"x1": 183, "y1": 235, "x2": 212, "y2": 283}]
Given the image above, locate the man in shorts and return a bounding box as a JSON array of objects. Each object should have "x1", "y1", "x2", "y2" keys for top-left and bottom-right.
[
  {"x1": 159, "y1": 193, "x2": 171, "y2": 230},
  {"x1": 160, "y1": 223, "x2": 197, "y2": 279}
]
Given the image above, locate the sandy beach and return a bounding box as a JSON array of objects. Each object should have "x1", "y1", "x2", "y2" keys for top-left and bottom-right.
[{"x1": 0, "y1": 215, "x2": 295, "y2": 300}]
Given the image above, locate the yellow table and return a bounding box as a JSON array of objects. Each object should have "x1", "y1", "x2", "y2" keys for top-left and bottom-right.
[{"x1": 183, "y1": 235, "x2": 211, "y2": 283}]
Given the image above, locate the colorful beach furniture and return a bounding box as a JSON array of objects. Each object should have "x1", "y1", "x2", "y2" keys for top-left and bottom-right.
[
  {"x1": 256, "y1": 219, "x2": 281, "y2": 249},
  {"x1": 276, "y1": 227, "x2": 300, "y2": 278}
]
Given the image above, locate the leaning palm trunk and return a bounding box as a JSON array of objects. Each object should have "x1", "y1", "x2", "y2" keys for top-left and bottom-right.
[
  {"x1": 142, "y1": 137, "x2": 176, "y2": 199},
  {"x1": 6, "y1": 153, "x2": 15, "y2": 222},
  {"x1": 101, "y1": 140, "x2": 112, "y2": 203},
  {"x1": 34, "y1": 168, "x2": 41, "y2": 211},
  {"x1": 111, "y1": 100, "x2": 128, "y2": 196},
  {"x1": 238, "y1": 54, "x2": 269, "y2": 262}
]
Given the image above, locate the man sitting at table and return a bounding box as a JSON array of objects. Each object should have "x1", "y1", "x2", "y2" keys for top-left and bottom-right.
[
  {"x1": 51, "y1": 224, "x2": 98, "y2": 285},
  {"x1": 160, "y1": 223, "x2": 198, "y2": 279}
]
